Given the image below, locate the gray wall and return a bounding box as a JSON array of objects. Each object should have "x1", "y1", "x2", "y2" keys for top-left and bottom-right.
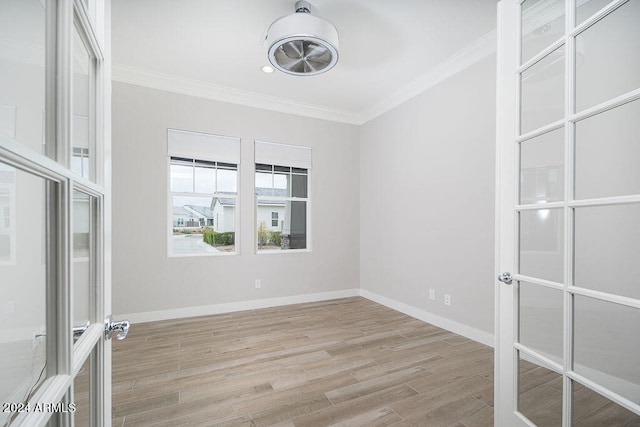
[
  {"x1": 359, "y1": 56, "x2": 497, "y2": 335},
  {"x1": 111, "y1": 56, "x2": 498, "y2": 339},
  {"x1": 111, "y1": 83, "x2": 360, "y2": 316}
]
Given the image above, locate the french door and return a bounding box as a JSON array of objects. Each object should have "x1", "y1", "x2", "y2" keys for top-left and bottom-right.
[
  {"x1": 496, "y1": 0, "x2": 640, "y2": 425},
  {"x1": 0, "y1": 0, "x2": 121, "y2": 425}
]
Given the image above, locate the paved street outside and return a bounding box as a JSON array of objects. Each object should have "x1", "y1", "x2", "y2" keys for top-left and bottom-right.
[{"x1": 171, "y1": 234, "x2": 220, "y2": 255}]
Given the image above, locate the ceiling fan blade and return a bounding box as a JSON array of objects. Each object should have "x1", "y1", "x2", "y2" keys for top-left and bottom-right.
[
  {"x1": 303, "y1": 42, "x2": 330, "y2": 60},
  {"x1": 280, "y1": 40, "x2": 304, "y2": 59}
]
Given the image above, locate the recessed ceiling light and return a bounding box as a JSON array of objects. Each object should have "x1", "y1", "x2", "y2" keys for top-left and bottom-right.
[{"x1": 261, "y1": 65, "x2": 275, "y2": 73}]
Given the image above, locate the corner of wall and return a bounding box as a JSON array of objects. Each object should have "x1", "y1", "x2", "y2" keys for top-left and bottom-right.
[{"x1": 360, "y1": 289, "x2": 494, "y2": 347}]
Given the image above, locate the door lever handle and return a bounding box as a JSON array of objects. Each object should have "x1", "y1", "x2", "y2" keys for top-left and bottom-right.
[{"x1": 105, "y1": 315, "x2": 130, "y2": 340}]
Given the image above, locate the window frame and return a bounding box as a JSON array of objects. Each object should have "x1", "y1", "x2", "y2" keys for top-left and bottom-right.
[
  {"x1": 255, "y1": 163, "x2": 311, "y2": 254},
  {"x1": 167, "y1": 155, "x2": 239, "y2": 258}
]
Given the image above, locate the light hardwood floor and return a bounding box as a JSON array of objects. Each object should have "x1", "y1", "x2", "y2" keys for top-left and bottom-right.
[
  {"x1": 107, "y1": 297, "x2": 494, "y2": 426},
  {"x1": 70, "y1": 297, "x2": 640, "y2": 426}
]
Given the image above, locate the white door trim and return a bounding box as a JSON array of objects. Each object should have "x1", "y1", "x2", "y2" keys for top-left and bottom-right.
[{"x1": 495, "y1": 0, "x2": 527, "y2": 425}]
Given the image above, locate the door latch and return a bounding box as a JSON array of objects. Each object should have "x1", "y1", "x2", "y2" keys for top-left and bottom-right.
[{"x1": 498, "y1": 272, "x2": 513, "y2": 285}]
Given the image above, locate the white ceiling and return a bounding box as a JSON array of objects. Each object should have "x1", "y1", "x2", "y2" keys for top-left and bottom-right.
[{"x1": 111, "y1": 0, "x2": 498, "y2": 124}]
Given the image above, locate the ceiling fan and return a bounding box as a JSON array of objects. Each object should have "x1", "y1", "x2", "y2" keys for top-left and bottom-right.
[{"x1": 265, "y1": 1, "x2": 339, "y2": 76}]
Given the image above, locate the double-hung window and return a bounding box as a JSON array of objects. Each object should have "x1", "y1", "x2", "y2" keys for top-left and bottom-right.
[
  {"x1": 168, "y1": 129, "x2": 240, "y2": 256},
  {"x1": 255, "y1": 141, "x2": 311, "y2": 252}
]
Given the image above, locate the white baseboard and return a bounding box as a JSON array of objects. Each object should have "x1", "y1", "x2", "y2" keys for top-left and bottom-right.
[
  {"x1": 118, "y1": 289, "x2": 361, "y2": 324},
  {"x1": 117, "y1": 288, "x2": 495, "y2": 348},
  {"x1": 359, "y1": 289, "x2": 495, "y2": 348}
]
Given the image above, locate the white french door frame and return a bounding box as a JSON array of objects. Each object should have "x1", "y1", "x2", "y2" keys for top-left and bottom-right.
[
  {"x1": 496, "y1": 0, "x2": 640, "y2": 425},
  {"x1": 495, "y1": 1, "x2": 519, "y2": 424},
  {"x1": 0, "y1": 0, "x2": 112, "y2": 425}
]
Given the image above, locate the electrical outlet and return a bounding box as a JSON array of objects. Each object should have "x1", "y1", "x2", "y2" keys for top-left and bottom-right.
[
  {"x1": 255, "y1": 279, "x2": 261, "y2": 289},
  {"x1": 444, "y1": 294, "x2": 451, "y2": 306},
  {"x1": 428, "y1": 289, "x2": 435, "y2": 301}
]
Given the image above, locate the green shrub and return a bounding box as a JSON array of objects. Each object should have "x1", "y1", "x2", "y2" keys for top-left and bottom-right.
[
  {"x1": 215, "y1": 231, "x2": 235, "y2": 245},
  {"x1": 203, "y1": 228, "x2": 235, "y2": 246},
  {"x1": 257, "y1": 221, "x2": 269, "y2": 247},
  {"x1": 203, "y1": 227, "x2": 214, "y2": 245},
  {"x1": 270, "y1": 231, "x2": 282, "y2": 247}
]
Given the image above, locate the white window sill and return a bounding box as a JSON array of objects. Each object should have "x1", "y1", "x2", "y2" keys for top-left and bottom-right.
[
  {"x1": 168, "y1": 251, "x2": 238, "y2": 258},
  {"x1": 255, "y1": 248, "x2": 311, "y2": 255}
]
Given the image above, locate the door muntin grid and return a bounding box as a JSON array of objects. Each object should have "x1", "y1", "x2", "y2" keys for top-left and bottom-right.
[{"x1": 515, "y1": 0, "x2": 640, "y2": 424}]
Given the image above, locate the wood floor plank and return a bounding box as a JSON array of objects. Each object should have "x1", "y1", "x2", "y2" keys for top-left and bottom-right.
[
  {"x1": 233, "y1": 373, "x2": 355, "y2": 418},
  {"x1": 407, "y1": 357, "x2": 493, "y2": 394},
  {"x1": 119, "y1": 296, "x2": 640, "y2": 426},
  {"x1": 419, "y1": 395, "x2": 487, "y2": 427},
  {"x1": 325, "y1": 366, "x2": 430, "y2": 404},
  {"x1": 290, "y1": 384, "x2": 418, "y2": 426},
  {"x1": 328, "y1": 407, "x2": 402, "y2": 427},
  {"x1": 460, "y1": 405, "x2": 494, "y2": 427},
  {"x1": 237, "y1": 394, "x2": 333, "y2": 427},
  {"x1": 392, "y1": 375, "x2": 492, "y2": 419},
  {"x1": 113, "y1": 297, "x2": 500, "y2": 426},
  {"x1": 112, "y1": 391, "x2": 180, "y2": 418}
]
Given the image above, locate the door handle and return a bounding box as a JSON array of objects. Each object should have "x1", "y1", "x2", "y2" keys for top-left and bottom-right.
[
  {"x1": 105, "y1": 315, "x2": 130, "y2": 340},
  {"x1": 73, "y1": 320, "x2": 90, "y2": 341},
  {"x1": 498, "y1": 272, "x2": 513, "y2": 284}
]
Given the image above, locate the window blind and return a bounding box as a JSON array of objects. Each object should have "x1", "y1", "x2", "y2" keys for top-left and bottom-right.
[
  {"x1": 167, "y1": 129, "x2": 240, "y2": 164},
  {"x1": 254, "y1": 141, "x2": 312, "y2": 170}
]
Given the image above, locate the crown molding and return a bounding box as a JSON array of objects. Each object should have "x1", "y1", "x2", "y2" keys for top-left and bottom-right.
[
  {"x1": 112, "y1": 29, "x2": 497, "y2": 126},
  {"x1": 358, "y1": 29, "x2": 497, "y2": 124},
  {"x1": 111, "y1": 65, "x2": 363, "y2": 125}
]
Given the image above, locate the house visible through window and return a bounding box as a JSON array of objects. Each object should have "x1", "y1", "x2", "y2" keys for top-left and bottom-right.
[
  {"x1": 255, "y1": 163, "x2": 309, "y2": 251},
  {"x1": 168, "y1": 129, "x2": 240, "y2": 256}
]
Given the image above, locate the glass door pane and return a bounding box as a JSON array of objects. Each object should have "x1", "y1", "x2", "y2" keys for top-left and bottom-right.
[
  {"x1": 574, "y1": 99, "x2": 640, "y2": 200},
  {"x1": 574, "y1": 203, "x2": 640, "y2": 300},
  {"x1": 518, "y1": 352, "x2": 563, "y2": 426},
  {"x1": 521, "y1": 0, "x2": 565, "y2": 64},
  {"x1": 73, "y1": 190, "x2": 95, "y2": 335},
  {"x1": 519, "y1": 282, "x2": 563, "y2": 364},
  {"x1": 520, "y1": 127, "x2": 564, "y2": 205},
  {"x1": 0, "y1": 162, "x2": 50, "y2": 424},
  {"x1": 72, "y1": 25, "x2": 95, "y2": 181},
  {"x1": 73, "y1": 356, "x2": 91, "y2": 425},
  {"x1": 574, "y1": 295, "x2": 640, "y2": 404},
  {"x1": 0, "y1": 0, "x2": 46, "y2": 155},
  {"x1": 572, "y1": 380, "x2": 640, "y2": 424},
  {"x1": 519, "y1": 209, "x2": 564, "y2": 283},
  {"x1": 576, "y1": 0, "x2": 612, "y2": 26},
  {"x1": 520, "y1": 46, "x2": 565, "y2": 134},
  {"x1": 575, "y1": 1, "x2": 640, "y2": 112}
]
